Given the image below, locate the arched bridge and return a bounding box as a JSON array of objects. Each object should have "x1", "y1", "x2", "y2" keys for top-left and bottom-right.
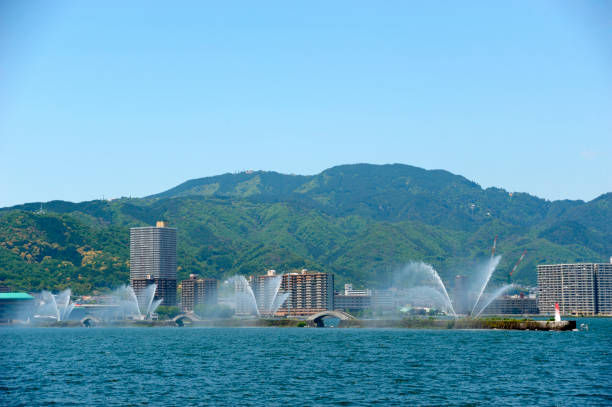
[
  {"x1": 306, "y1": 310, "x2": 357, "y2": 327},
  {"x1": 80, "y1": 316, "x2": 101, "y2": 327},
  {"x1": 172, "y1": 313, "x2": 201, "y2": 327}
]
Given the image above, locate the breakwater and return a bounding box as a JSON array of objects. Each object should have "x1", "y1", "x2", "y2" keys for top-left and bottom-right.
[
  {"x1": 338, "y1": 318, "x2": 576, "y2": 330},
  {"x1": 34, "y1": 317, "x2": 576, "y2": 330}
]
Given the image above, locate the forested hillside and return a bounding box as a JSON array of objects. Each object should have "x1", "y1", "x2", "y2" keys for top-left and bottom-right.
[{"x1": 1, "y1": 164, "x2": 610, "y2": 294}]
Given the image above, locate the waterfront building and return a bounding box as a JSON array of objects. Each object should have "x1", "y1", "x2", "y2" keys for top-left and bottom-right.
[
  {"x1": 335, "y1": 283, "x2": 372, "y2": 311},
  {"x1": 371, "y1": 289, "x2": 395, "y2": 310},
  {"x1": 0, "y1": 293, "x2": 34, "y2": 322},
  {"x1": 537, "y1": 261, "x2": 612, "y2": 315},
  {"x1": 334, "y1": 294, "x2": 372, "y2": 311},
  {"x1": 278, "y1": 270, "x2": 334, "y2": 316},
  {"x1": 130, "y1": 221, "x2": 177, "y2": 306},
  {"x1": 181, "y1": 274, "x2": 218, "y2": 312},
  {"x1": 481, "y1": 294, "x2": 538, "y2": 315},
  {"x1": 343, "y1": 284, "x2": 372, "y2": 296}
]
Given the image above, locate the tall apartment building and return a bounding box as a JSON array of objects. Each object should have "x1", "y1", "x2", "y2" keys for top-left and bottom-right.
[
  {"x1": 537, "y1": 261, "x2": 612, "y2": 315},
  {"x1": 181, "y1": 275, "x2": 218, "y2": 312},
  {"x1": 130, "y1": 221, "x2": 177, "y2": 306},
  {"x1": 278, "y1": 270, "x2": 334, "y2": 316}
]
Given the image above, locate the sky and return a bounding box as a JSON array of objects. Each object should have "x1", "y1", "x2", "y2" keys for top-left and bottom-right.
[{"x1": 1, "y1": 1, "x2": 610, "y2": 207}]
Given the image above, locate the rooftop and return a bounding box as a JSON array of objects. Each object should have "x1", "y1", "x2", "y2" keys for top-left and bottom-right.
[{"x1": 0, "y1": 293, "x2": 34, "y2": 300}]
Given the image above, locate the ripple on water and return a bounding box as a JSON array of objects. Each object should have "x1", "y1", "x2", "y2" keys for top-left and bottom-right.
[{"x1": 1, "y1": 321, "x2": 611, "y2": 406}]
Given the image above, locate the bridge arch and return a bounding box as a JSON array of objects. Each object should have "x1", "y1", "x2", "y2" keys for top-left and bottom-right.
[
  {"x1": 172, "y1": 313, "x2": 200, "y2": 327},
  {"x1": 306, "y1": 310, "x2": 356, "y2": 327},
  {"x1": 81, "y1": 316, "x2": 101, "y2": 327}
]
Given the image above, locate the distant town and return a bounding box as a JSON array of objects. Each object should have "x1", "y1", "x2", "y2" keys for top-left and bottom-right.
[{"x1": 1, "y1": 220, "x2": 611, "y2": 325}]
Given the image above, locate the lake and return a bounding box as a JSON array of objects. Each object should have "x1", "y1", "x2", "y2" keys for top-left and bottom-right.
[{"x1": 1, "y1": 319, "x2": 611, "y2": 406}]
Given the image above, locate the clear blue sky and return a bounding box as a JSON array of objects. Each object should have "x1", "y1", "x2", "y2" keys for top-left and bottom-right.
[{"x1": 1, "y1": 1, "x2": 610, "y2": 207}]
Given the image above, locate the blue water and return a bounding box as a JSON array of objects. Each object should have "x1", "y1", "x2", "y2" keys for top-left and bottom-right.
[{"x1": 1, "y1": 319, "x2": 611, "y2": 406}]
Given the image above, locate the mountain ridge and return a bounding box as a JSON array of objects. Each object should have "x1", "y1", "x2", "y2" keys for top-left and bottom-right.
[{"x1": 1, "y1": 163, "x2": 610, "y2": 294}]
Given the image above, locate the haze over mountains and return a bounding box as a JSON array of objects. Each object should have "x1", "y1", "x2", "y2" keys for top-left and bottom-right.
[{"x1": 1, "y1": 164, "x2": 610, "y2": 294}]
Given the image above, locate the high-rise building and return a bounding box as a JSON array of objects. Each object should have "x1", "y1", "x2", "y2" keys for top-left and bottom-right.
[
  {"x1": 130, "y1": 221, "x2": 177, "y2": 306},
  {"x1": 537, "y1": 261, "x2": 612, "y2": 315},
  {"x1": 181, "y1": 274, "x2": 218, "y2": 312},
  {"x1": 277, "y1": 270, "x2": 334, "y2": 316}
]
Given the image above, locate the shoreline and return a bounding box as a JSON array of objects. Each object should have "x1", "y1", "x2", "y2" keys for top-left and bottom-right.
[{"x1": 5, "y1": 317, "x2": 578, "y2": 331}]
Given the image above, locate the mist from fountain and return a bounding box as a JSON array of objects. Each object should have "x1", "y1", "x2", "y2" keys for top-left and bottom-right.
[
  {"x1": 38, "y1": 291, "x2": 59, "y2": 320},
  {"x1": 37, "y1": 289, "x2": 75, "y2": 321},
  {"x1": 138, "y1": 284, "x2": 160, "y2": 318},
  {"x1": 469, "y1": 255, "x2": 501, "y2": 316},
  {"x1": 260, "y1": 275, "x2": 282, "y2": 315},
  {"x1": 471, "y1": 284, "x2": 514, "y2": 318},
  {"x1": 149, "y1": 299, "x2": 163, "y2": 317},
  {"x1": 394, "y1": 262, "x2": 457, "y2": 317},
  {"x1": 270, "y1": 292, "x2": 290, "y2": 316},
  {"x1": 107, "y1": 284, "x2": 161, "y2": 320},
  {"x1": 221, "y1": 275, "x2": 260, "y2": 316},
  {"x1": 220, "y1": 274, "x2": 289, "y2": 317},
  {"x1": 109, "y1": 285, "x2": 141, "y2": 319},
  {"x1": 258, "y1": 275, "x2": 290, "y2": 316},
  {"x1": 393, "y1": 256, "x2": 511, "y2": 318}
]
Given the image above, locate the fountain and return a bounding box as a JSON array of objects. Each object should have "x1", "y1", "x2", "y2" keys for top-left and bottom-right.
[
  {"x1": 394, "y1": 262, "x2": 456, "y2": 316},
  {"x1": 220, "y1": 275, "x2": 260, "y2": 316},
  {"x1": 106, "y1": 284, "x2": 162, "y2": 320},
  {"x1": 36, "y1": 289, "x2": 75, "y2": 321},
  {"x1": 469, "y1": 256, "x2": 501, "y2": 316},
  {"x1": 471, "y1": 284, "x2": 514, "y2": 318},
  {"x1": 220, "y1": 274, "x2": 289, "y2": 317},
  {"x1": 394, "y1": 255, "x2": 512, "y2": 318}
]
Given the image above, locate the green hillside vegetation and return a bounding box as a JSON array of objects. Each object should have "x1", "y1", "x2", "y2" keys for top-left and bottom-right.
[{"x1": 1, "y1": 164, "x2": 610, "y2": 294}]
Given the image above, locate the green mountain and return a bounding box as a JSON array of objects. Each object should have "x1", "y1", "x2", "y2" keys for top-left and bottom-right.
[{"x1": 1, "y1": 164, "x2": 610, "y2": 294}]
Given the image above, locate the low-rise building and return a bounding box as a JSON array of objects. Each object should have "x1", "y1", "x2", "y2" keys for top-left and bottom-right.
[
  {"x1": 335, "y1": 283, "x2": 372, "y2": 311},
  {"x1": 481, "y1": 294, "x2": 538, "y2": 315},
  {"x1": 334, "y1": 294, "x2": 372, "y2": 311},
  {"x1": 0, "y1": 293, "x2": 35, "y2": 322},
  {"x1": 371, "y1": 289, "x2": 396, "y2": 310},
  {"x1": 343, "y1": 284, "x2": 372, "y2": 296}
]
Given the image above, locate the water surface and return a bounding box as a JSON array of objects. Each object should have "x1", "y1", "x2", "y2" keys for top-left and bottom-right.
[{"x1": 1, "y1": 319, "x2": 611, "y2": 406}]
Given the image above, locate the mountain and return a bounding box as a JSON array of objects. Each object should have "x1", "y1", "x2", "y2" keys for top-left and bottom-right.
[{"x1": 1, "y1": 164, "x2": 610, "y2": 294}]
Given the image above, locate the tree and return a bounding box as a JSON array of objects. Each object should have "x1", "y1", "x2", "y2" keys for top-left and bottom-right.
[
  {"x1": 194, "y1": 304, "x2": 234, "y2": 319},
  {"x1": 155, "y1": 305, "x2": 180, "y2": 319}
]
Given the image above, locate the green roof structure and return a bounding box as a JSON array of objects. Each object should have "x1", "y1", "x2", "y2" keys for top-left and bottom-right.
[{"x1": 0, "y1": 293, "x2": 34, "y2": 300}]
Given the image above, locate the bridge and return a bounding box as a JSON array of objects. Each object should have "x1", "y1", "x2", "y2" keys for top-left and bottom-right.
[
  {"x1": 305, "y1": 310, "x2": 357, "y2": 327},
  {"x1": 80, "y1": 316, "x2": 101, "y2": 327},
  {"x1": 172, "y1": 313, "x2": 201, "y2": 327}
]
